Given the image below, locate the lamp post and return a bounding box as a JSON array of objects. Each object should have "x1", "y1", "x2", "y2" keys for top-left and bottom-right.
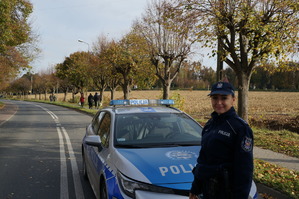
[{"x1": 78, "y1": 39, "x2": 90, "y2": 52}]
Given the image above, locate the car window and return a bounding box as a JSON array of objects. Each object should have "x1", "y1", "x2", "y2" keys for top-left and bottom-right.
[
  {"x1": 92, "y1": 111, "x2": 105, "y2": 134},
  {"x1": 114, "y1": 113, "x2": 202, "y2": 147},
  {"x1": 97, "y1": 112, "x2": 111, "y2": 148}
]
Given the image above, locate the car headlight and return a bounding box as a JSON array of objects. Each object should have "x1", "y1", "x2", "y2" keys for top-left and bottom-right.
[{"x1": 117, "y1": 172, "x2": 174, "y2": 197}]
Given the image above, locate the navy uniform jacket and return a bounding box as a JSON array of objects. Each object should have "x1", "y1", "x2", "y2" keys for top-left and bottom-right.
[{"x1": 190, "y1": 107, "x2": 253, "y2": 199}]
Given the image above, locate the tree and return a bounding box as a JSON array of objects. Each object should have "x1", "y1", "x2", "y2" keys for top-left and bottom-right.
[
  {"x1": 251, "y1": 62, "x2": 299, "y2": 90},
  {"x1": 94, "y1": 40, "x2": 122, "y2": 101},
  {"x1": 172, "y1": 61, "x2": 206, "y2": 89},
  {"x1": 92, "y1": 35, "x2": 119, "y2": 104},
  {"x1": 57, "y1": 77, "x2": 71, "y2": 101},
  {"x1": 31, "y1": 73, "x2": 43, "y2": 100},
  {"x1": 223, "y1": 67, "x2": 237, "y2": 86},
  {"x1": 0, "y1": 0, "x2": 39, "y2": 90},
  {"x1": 199, "y1": 66, "x2": 216, "y2": 88},
  {"x1": 104, "y1": 32, "x2": 154, "y2": 99},
  {"x1": 56, "y1": 51, "x2": 93, "y2": 101},
  {"x1": 179, "y1": 0, "x2": 299, "y2": 121},
  {"x1": 106, "y1": 70, "x2": 122, "y2": 100},
  {"x1": 102, "y1": 40, "x2": 131, "y2": 99},
  {"x1": 9, "y1": 76, "x2": 31, "y2": 98},
  {"x1": 134, "y1": 0, "x2": 198, "y2": 99},
  {"x1": 55, "y1": 63, "x2": 74, "y2": 101},
  {"x1": 39, "y1": 73, "x2": 52, "y2": 100},
  {"x1": 250, "y1": 64, "x2": 273, "y2": 89},
  {"x1": 21, "y1": 71, "x2": 34, "y2": 93},
  {"x1": 0, "y1": 49, "x2": 27, "y2": 90}
]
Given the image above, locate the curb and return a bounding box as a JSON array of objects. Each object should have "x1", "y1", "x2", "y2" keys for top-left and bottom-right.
[
  {"x1": 257, "y1": 183, "x2": 290, "y2": 199},
  {"x1": 0, "y1": 101, "x2": 18, "y2": 126}
]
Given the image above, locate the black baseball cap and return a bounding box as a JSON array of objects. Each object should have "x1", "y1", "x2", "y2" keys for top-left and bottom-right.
[{"x1": 208, "y1": 82, "x2": 235, "y2": 96}]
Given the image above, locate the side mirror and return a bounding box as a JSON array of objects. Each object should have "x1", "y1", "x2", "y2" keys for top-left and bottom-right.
[{"x1": 85, "y1": 135, "x2": 103, "y2": 152}]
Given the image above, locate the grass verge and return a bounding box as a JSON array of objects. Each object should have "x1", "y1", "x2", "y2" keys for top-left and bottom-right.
[
  {"x1": 254, "y1": 159, "x2": 299, "y2": 199},
  {"x1": 253, "y1": 128, "x2": 299, "y2": 158}
]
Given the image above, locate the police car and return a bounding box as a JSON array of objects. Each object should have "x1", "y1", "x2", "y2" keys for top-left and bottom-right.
[{"x1": 81, "y1": 99, "x2": 258, "y2": 199}]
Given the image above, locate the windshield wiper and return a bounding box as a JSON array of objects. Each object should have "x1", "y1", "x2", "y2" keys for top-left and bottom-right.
[{"x1": 159, "y1": 143, "x2": 200, "y2": 147}]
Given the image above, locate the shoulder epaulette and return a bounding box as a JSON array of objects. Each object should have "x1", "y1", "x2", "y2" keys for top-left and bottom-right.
[{"x1": 235, "y1": 116, "x2": 249, "y2": 125}]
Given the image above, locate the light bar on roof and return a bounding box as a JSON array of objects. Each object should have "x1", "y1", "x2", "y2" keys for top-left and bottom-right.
[
  {"x1": 109, "y1": 99, "x2": 174, "y2": 106},
  {"x1": 149, "y1": 99, "x2": 175, "y2": 105},
  {"x1": 129, "y1": 99, "x2": 149, "y2": 105},
  {"x1": 109, "y1": 100, "x2": 130, "y2": 105}
]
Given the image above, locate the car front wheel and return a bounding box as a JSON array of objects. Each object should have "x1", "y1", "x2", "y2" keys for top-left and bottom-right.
[{"x1": 100, "y1": 179, "x2": 108, "y2": 199}]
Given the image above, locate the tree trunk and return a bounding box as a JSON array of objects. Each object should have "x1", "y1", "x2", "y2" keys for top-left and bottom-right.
[
  {"x1": 63, "y1": 90, "x2": 67, "y2": 102},
  {"x1": 162, "y1": 80, "x2": 171, "y2": 99},
  {"x1": 72, "y1": 92, "x2": 75, "y2": 103},
  {"x1": 99, "y1": 87, "x2": 106, "y2": 105},
  {"x1": 237, "y1": 72, "x2": 250, "y2": 122},
  {"x1": 123, "y1": 84, "x2": 131, "y2": 100},
  {"x1": 110, "y1": 88, "x2": 116, "y2": 100}
]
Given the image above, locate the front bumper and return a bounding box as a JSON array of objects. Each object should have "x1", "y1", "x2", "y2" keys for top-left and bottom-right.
[{"x1": 135, "y1": 190, "x2": 188, "y2": 199}]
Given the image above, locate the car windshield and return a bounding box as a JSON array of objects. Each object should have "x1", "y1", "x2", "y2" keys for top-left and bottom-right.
[{"x1": 114, "y1": 113, "x2": 202, "y2": 148}]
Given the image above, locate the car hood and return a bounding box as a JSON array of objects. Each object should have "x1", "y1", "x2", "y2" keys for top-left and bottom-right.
[{"x1": 114, "y1": 146, "x2": 200, "y2": 189}]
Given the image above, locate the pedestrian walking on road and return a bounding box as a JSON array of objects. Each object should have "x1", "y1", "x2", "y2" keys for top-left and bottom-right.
[{"x1": 189, "y1": 81, "x2": 254, "y2": 199}]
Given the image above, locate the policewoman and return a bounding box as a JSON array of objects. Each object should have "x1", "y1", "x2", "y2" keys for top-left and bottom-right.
[{"x1": 189, "y1": 82, "x2": 254, "y2": 199}]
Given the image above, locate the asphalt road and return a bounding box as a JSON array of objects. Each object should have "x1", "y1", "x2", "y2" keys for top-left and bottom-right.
[{"x1": 0, "y1": 100, "x2": 96, "y2": 199}]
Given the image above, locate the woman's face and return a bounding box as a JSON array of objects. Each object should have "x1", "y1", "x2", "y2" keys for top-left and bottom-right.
[{"x1": 210, "y1": 94, "x2": 235, "y2": 115}]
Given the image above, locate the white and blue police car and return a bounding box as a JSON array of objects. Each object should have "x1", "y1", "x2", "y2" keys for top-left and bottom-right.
[{"x1": 81, "y1": 99, "x2": 258, "y2": 199}]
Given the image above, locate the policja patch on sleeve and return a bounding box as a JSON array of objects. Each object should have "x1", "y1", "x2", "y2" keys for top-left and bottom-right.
[{"x1": 241, "y1": 136, "x2": 253, "y2": 152}]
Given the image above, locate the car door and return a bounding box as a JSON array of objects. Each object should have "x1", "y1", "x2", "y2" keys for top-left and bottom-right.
[
  {"x1": 87, "y1": 111, "x2": 112, "y2": 197},
  {"x1": 85, "y1": 111, "x2": 105, "y2": 178}
]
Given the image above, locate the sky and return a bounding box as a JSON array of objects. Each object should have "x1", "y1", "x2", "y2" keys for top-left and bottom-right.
[{"x1": 29, "y1": 0, "x2": 216, "y2": 73}]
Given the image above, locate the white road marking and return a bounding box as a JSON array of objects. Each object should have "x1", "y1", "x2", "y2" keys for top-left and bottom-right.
[
  {"x1": 57, "y1": 127, "x2": 69, "y2": 199},
  {"x1": 62, "y1": 127, "x2": 85, "y2": 199},
  {"x1": 36, "y1": 104, "x2": 85, "y2": 199}
]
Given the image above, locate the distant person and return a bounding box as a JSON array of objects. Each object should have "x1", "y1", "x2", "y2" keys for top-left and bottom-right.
[
  {"x1": 49, "y1": 93, "x2": 56, "y2": 102},
  {"x1": 189, "y1": 81, "x2": 254, "y2": 199},
  {"x1": 94, "y1": 92, "x2": 99, "y2": 109},
  {"x1": 80, "y1": 93, "x2": 85, "y2": 108},
  {"x1": 88, "y1": 93, "x2": 94, "y2": 109}
]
